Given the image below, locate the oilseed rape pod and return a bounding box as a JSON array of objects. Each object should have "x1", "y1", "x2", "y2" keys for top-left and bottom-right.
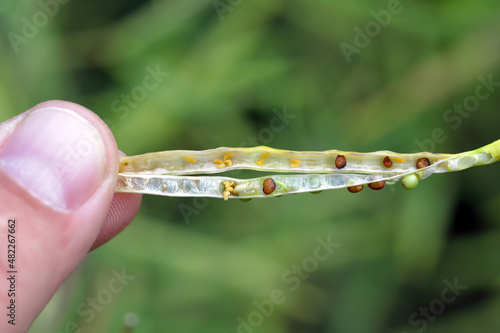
[{"x1": 115, "y1": 139, "x2": 500, "y2": 200}]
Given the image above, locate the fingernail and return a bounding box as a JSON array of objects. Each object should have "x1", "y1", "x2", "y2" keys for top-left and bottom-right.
[{"x1": 0, "y1": 107, "x2": 107, "y2": 211}]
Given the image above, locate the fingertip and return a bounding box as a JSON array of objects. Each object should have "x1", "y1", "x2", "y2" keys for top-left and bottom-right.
[
  {"x1": 91, "y1": 192, "x2": 142, "y2": 250},
  {"x1": 90, "y1": 149, "x2": 142, "y2": 250}
]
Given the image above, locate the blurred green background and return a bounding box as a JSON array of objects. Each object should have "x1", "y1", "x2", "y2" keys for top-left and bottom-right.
[{"x1": 2, "y1": 0, "x2": 500, "y2": 332}]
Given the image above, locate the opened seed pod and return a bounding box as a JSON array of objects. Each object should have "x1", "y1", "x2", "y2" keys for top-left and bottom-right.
[{"x1": 116, "y1": 139, "x2": 500, "y2": 199}]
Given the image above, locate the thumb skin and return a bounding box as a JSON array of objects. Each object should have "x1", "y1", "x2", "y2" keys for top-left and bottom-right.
[{"x1": 0, "y1": 101, "x2": 120, "y2": 332}]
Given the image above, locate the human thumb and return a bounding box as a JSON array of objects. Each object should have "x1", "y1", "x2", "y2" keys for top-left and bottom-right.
[{"x1": 0, "y1": 100, "x2": 120, "y2": 332}]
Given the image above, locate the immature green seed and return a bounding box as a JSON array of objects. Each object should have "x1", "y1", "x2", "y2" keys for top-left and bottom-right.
[
  {"x1": 240, "y1": 198, "x2": 252, "y2": 202},
  {"x1": 401, "y1": 174, "x2": 419, "y2": 190},
  {"x1": 416, "y1": 157, "x2": 431, "y2": 169},
  {"x1": 335, "y1": 155, "x2": 347, "y2": 169},
  {"x1": 262, "y1": 178, "x2": 276, "y2": 195},
  {"x1": 310, "y1": 190, "x2": 323, "y2": 194},
  {"x1": 368, "y1": 180, "x2": 386, "y2": 190}
]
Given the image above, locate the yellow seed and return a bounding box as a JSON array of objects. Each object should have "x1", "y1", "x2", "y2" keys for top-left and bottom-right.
[
  {"x1": 224, "y1": 159, "x2": 233, "y2": 166},
  {"x1": 259, "y1": 152, "x2": 270, "y2": 159},
  {"x1": 224, "y1": 153, "x2": 233, "y2": 160},
  {"x1": 216, "y1": 163, "x2": 226, "y2": 169},
  {"x1": 256, "y1": 160, "x2": 264, "y2": 166},
  {"x1": 222, "y1": 180, "x2": 236, "y2": 200},
  {"x1": 290, "y1": 159, "x2": 302, "y2": 165},
  {"x1": 161, "y1": 183, "x2": 167, "y2": 191},
  {"x1": 289, "y1": 163, "x2": 301, "y2": 168},
  {"x1": 184, "y1": 157, "x2": 196, "y2": 163},
  {"x1": 223, "y1": 181, "x2": 235, "y2": 190},
  {"x1": 213, "y1": 159, "x2": 223, "y2": 164},
  {"x1": 393, "y1": 157, "x2": 405, "y2": 163}
]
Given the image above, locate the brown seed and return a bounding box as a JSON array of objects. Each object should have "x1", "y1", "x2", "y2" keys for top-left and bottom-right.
[
  {"x1": 368, "y1": 180, "x2": 386, "y2": 190},
  {"x1": 263, "y1": 178, "x2": 276, "y2": 195},
  {"x1": 347, "y1": 185, "x2": 364, "y2": 193},
  {"x1": 335, "y1": 155, "x2": 347, "y2": 169},
  {"x1": 416, "y1": 157, "x2": 431, "y2": 169},
  {"x1": 383, "y1": 156, "x2": 393, "y2": 168}
]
